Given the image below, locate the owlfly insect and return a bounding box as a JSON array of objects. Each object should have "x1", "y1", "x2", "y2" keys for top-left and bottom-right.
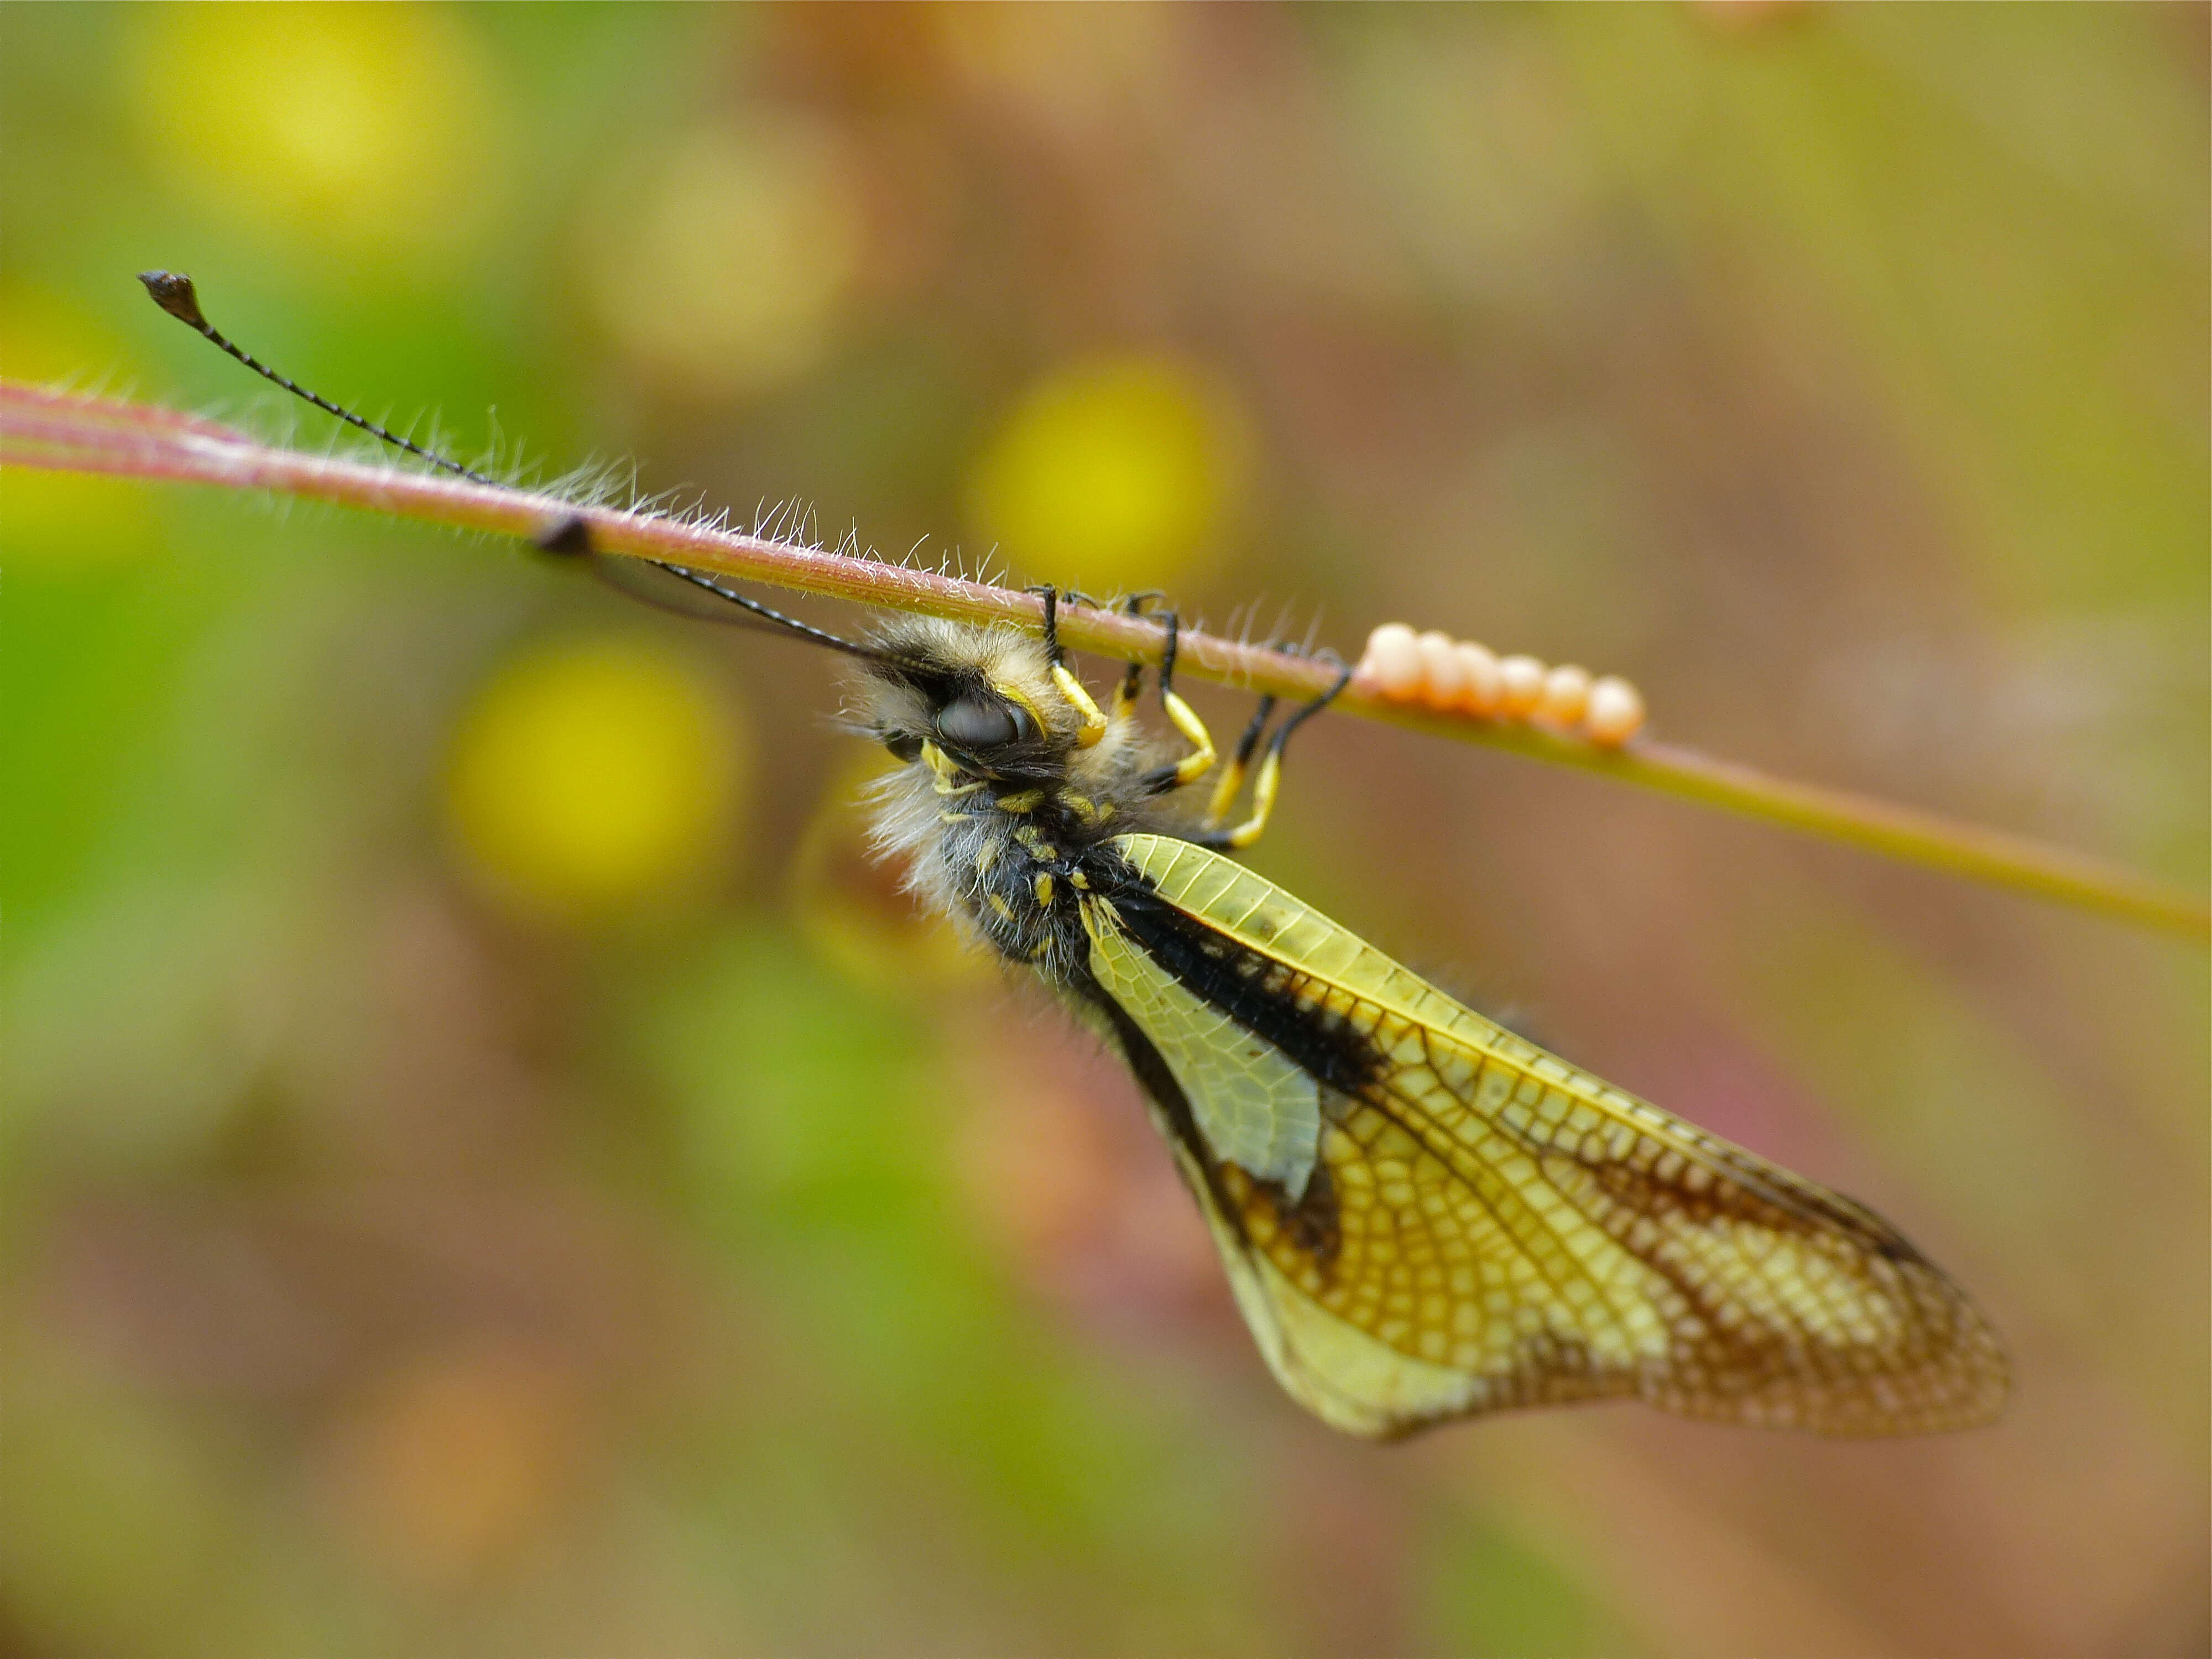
[{"x1": 139, "y1": 270, "x2": 2008, "y2": 1438}]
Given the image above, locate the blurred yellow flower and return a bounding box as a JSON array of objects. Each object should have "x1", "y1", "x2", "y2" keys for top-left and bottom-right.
[
  {"x1": 966, "y1": 355, "x2": 1248, "y2": 593},
  {"x1": 446, "y1": 637, "x2": 746, "y2": 922},
  {"x1": 126, "y1": 5, "x2": 507, "y2": 269},
  {"x1": 577, "y1": 117, "x2": 867, "y2": 401}
]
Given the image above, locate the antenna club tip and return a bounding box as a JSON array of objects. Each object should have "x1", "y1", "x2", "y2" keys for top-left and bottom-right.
[{"x1": 137, "y1": 270, "x2": 208, "y2": 329}]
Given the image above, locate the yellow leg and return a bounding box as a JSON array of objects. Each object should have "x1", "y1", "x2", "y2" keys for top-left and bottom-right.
[
  {"x1": 1161, "y1": 688, "x2": 1217, "y2": 786},
  {"x1": 1197, "y1": 656, "x2": 1350, "y2": 850},
  {"x1": 1031, "y1": 586, "x2": 1108, "y2": 748},
  {"x1": 1112, "y1": 666, "x2": 1141, "y2": 723},
  {"x1": 1053, "y1": 663, "x2": 1108, "y2": 747},
  {"x1": 1110, "y1": 589, "x2": 1164, "y2": 721},
  {"x1": 1201, "y1": 759, "x2": 1245, "y2": 827},
  {"x1": 1138, "y1": 609, "x2": 1215, "y2": 790},
  {"x1": 1201, "y1": 693, "x2": 1277, "y2": 829},
  {"x1": 1211, "y1": 747, "x2": 1283, "y2": 849}
]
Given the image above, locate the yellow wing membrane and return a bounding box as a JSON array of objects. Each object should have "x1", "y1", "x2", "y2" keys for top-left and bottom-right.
[
  {"x1": 1089, "y1": 913, "x2": 1324, "y2": 1195},
  {"x1": 1088, "y1": 833, "x2": 2009, "y2": 1439}
]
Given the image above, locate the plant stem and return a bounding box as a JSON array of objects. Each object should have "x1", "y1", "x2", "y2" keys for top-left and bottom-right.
[{"x1": 6, "y1": 380, "x2": 2204, "y2": 943}]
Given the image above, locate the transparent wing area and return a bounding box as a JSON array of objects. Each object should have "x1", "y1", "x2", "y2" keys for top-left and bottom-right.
[
  {"x1": 1108, "y1": 834, "x2": 2010, "y2": 1439},
  {"x1": 1088, "y1": 908, "x2": 1323, "y2": 1194}
]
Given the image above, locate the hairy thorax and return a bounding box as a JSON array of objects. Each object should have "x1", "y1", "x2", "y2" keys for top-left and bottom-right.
[
  {"x1": 850, "y1": 615, "x2": 1186, "y2": 986},
  {"x1": 868, "y1": 754, "x2": 1161, "y2": 988}
]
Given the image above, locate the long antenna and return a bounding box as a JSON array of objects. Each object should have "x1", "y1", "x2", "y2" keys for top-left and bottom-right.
[
  {"x1": 137, "y1": 269, "x2": 888, "y2": 662},
  {"x1": 550, "y1": 522, "x2": 895, "y2": 662},
  {"x1": 138, "y1": 271, "x2": 496, "y2": 487}
]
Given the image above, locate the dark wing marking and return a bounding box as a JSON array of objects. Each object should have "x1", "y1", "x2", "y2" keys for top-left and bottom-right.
[{"x1": 1087, "y1": 834, "x2": 2007, "y2": 1438}]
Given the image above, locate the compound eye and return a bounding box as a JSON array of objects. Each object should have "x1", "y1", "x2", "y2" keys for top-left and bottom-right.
[{"x1": 935, "y1": 696, "x2": 1027, "y2": 749}]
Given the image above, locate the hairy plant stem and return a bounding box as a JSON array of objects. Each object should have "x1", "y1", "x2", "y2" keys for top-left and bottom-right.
[{"x1": 6, "y1": 380, "x2": 2204, "y2": 942}]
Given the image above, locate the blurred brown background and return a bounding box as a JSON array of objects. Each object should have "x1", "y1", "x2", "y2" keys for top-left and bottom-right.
[{"x1": 2, "y1": 6, "x2": 2206, "y2": 1656}]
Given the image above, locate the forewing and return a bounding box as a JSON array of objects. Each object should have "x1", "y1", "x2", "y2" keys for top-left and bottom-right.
[{"x1": 1103, "y1": 834, "x2": 2010, "y2": 1439}]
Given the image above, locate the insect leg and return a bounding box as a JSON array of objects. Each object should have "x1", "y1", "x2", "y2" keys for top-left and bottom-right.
[
  {"x1": 1028, "y1": 585, "x2": 1108, "y2": 748},
  {"x1": 1141, "y1": 609, "x2": 1218, "y2": 794},
  {"x1": 1200, "y1": 643, "x2": 1291, "y2": 829},
  {"x1": 1111, "y1": 591, "x2": 1166, "y2": 719},
  {"x1": 1198, "y1": 652, "x2": 1350, "y2": 849}
]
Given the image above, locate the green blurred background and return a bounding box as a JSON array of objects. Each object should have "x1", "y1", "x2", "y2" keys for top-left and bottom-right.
[{"x1": 3, "y1": 6, "x2": 2206, "y2": 1656}]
